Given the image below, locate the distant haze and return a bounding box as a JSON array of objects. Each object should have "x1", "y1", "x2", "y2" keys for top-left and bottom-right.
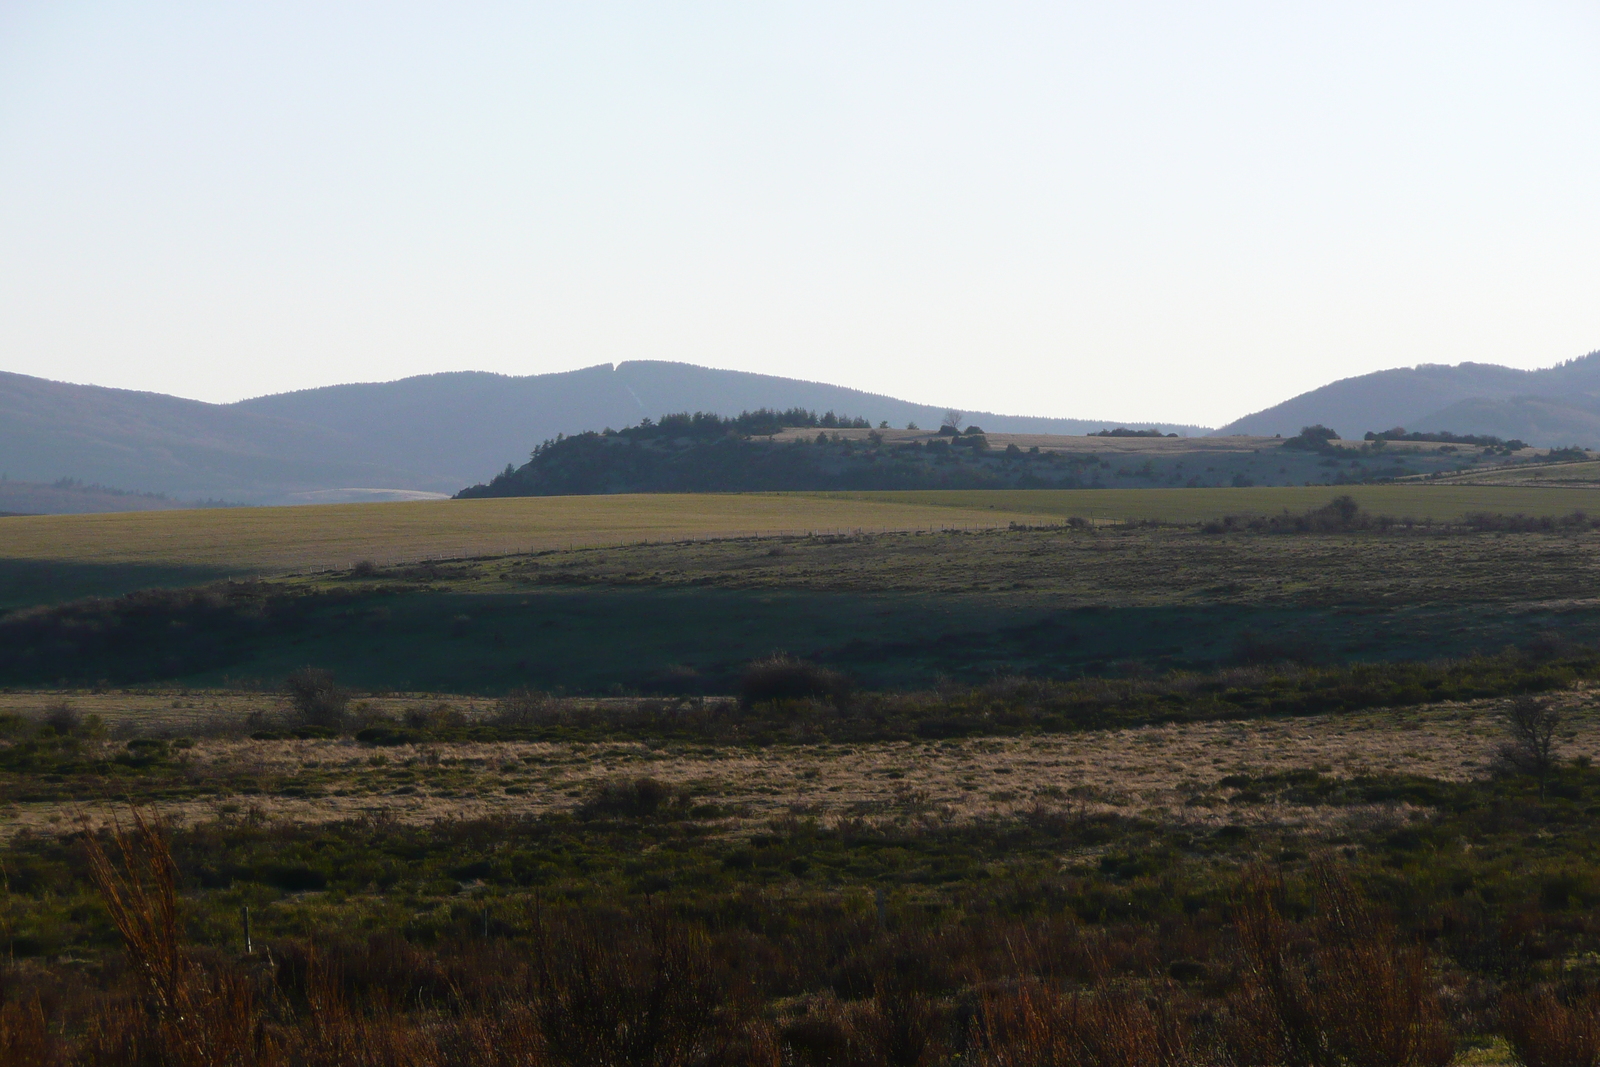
[
  {"x1": 0, "y1": 361, "x2": 1204, "y2": 505},
  {"x1": 1, "y1": 3, "x2": 1598, "y2": 426},
  {"x1": 1217, "y1": 352, "x2": 1600, "y2": 445}
]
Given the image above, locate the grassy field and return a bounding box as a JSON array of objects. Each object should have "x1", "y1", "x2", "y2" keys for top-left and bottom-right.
[
  {"x1": 4, "y1": 484, "x2": 1599, "y2": 578},
  {"x1": 6, "y1": 495, "x2": 1600, "y2": 1061},
  {"x1": 0, "y1": 676, "x2": 1590, "y2": 1064},
  {"x1": 3, "y1": 686, "x2": 1591, "y2": 839},
  {"x1": 12, "y1": 518, "x2": 1600, "y2": 691},
  {"x1": 0, "y1": 493, "x2": 1044, "y2": 573},
  {"x1": 1434, "y1": 460, "x2": 1600, "y2": 487},
  {"x1": 823, "y1": 483, "x2": 1600, "y2": 522},
  {"x1": 3, "y1": 520, "x2": 1598, "y2": 691}
]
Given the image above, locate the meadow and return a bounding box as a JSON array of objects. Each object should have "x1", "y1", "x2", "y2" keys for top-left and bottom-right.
[
  {"x1": 0, "y1": 493, "x2": 1046, "y2": 574},
  {"x1": 822, "y1": 483, "x2": 1600, "y2": 523},
  {"x1": 2, "y1": 674, "x2": 1599, "y2": 1064},
  {"x1": 8, "y1": 506, "x2": 1600, "y2": 691},
  {"x1": 7, "y1": 492, "x2": 1600, "y2": 1063},
  {"x1": 4, "y1": 485, "x2": 1600, "y2": 578}
]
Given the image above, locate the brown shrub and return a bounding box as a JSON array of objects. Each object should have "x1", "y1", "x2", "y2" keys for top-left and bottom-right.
[
  {"x1": 0, "y1": 996, "x2": 63, "y2": 1067},
  {"x1": 528, "y1": 907, "x2": 728, "y2": 1067},
  {"x1": 1501, "y1": 992, "x2": 1600, "y2": 1067},
  {"x1": 1225, "y1": 864, "x2": 1455, "y2": 1067},
  {"x1": 740, "y1": 655, "x2": 852, "y2": 708},
  {"x1": 978, "y1": 980, "x2": 1193, "y2": 1067},
  {"x1": 80, "y1": 809, "x2": 275, "y2": 1067}
]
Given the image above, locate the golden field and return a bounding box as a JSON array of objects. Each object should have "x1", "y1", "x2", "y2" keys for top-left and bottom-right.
[
  {"x1": 0, "y1": 492, "x2": 1042, "y2": 573},
  {"x1": 3, "y1": 483, "x2": 1598, "y2": 574}
]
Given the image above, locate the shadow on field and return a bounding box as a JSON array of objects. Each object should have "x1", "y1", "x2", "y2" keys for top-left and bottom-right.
[
  {"x1": 0, "y1": 559, "x2": 235, "y2": 611},
  {"x1": 6, "y1": 581, "x2": 1600, "y2": 693}
]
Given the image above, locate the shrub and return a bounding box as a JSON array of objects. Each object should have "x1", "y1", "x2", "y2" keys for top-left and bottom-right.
[
  {"x1": 40, "y1": 702, "x2": 80, "y2": 737},
  {"x1": 284, "y1": 668, "x2": 349, "y2": 732},
  {"x1": 739, "y1": 655, "x2": 852, "y2": 708},
  {"x1": 403, "y1": 703, "x2": 467, "y2": 731},
  {"x1": 578, "y1": 777, "x2": 676, "y2": 820},
  {"x1": 979, "y1": 982, "x2": 1192, "y2": 1067},
  {"x1": 1226, "y1": 864, "x2": 1454, "y2": 1067},
  {"x1": 495, "y1": 688, "x2": 558, "y2": 727},
  {"x1": 1502, "y1": 992, "x2": 1600, "y2": 1067},
  {"x1": 1281, "y1": 425, "x2": 1341, "y2": 452},
  {"x1": 528, "y1": 908, "x2": 727, "y2": 1066}
]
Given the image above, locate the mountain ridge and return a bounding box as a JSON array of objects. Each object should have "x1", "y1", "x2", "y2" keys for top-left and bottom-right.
[
  {"x1": 1, "y1": 361, "x2": 1204, "y2": 506},
  {"x1": 8, "y1": 349, "x2": 1599, "y2": 512},
  {"x1": 1216, "y1": 351, "x2": 1600, "y2": 442}
]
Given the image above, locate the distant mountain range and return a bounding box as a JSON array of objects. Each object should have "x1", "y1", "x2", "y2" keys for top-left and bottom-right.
[
  {"x1": 0, "y1": 362, "x2": 1203, "y2": 507},
  {"x1": 4, "y1": 351, "x2": 1598, "y2": 512},
  {"x1": 1217, "y1": 352, "x2": 1600, "y2": 443}
]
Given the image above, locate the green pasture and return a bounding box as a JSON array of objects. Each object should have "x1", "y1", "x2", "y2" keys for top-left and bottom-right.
[{"x1": 822, "y1": 484, "x2": 1600, "y2": 522}]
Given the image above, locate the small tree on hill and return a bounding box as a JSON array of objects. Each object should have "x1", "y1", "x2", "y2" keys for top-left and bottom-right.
[{"x1": 942, "y1": 409, "x2": 964, "y2": 432}]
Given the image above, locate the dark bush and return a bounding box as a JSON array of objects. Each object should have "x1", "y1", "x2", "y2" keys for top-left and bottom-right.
[
  {"x1": 1281, "y1": 425, "x2": 1342, "y2": 452},
  {"x1": 260, "y1": 864, "x2": 329, "y2": 892},
  {"x1": 740, "y1": 655, "x2": 852, "y2": 708},
  {"x1": 403, "y1": 703, "x2": 467, "y2": 731},
  {"x1": 527, "y1": 908, "x2": 726, "y2": 1067},
  {"x1": 354, "y1": 726, "x2": 425, "y2": 746},
  {"x1": 578, "y1": 777, "x2": 676, "y2": 820},
  {"x1": 284, "y1": 667, "x2": 349, "y2": 731},
  {"x1": 40, "y1": 702, "x2": 80, "y2": 737}
]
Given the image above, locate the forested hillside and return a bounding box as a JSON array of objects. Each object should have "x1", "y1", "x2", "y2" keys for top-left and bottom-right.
[
  {"x1": 456, "y1": 410, "x2": 1504, "y2": 497},
  {"x1": 456, "y1": 410, "x2": 1069, "y2": 495}
]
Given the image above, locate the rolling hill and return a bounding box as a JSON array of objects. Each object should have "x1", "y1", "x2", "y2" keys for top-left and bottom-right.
[
  {"x1": 0, "y1": 362, "x2": 1204, "y2": 507},
  {"x1": 9, "y1": 348, "x2": 1600, "y2": 512},
  {"x1": 1217, "y1": 351, "x2": 1600, "y2": 444}
]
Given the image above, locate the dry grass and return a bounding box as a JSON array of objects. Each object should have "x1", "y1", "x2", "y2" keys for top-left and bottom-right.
[
  {"x1": 0, "y1": 494, "x2": 1041, "y2": 573},
  {"x1": 1433, "y1": 460, "x2": 1600, "y2": 487},
  {"x1": 7, "y1": 486, "x2": 1600, "y2": 577},
  {"x1": 414, "y1": 521, "x2": 1600, "y2": 606},
  {"x1": 820, "y1": 485, "x2": 1600, "y2": 524},
  {"x1": 9, "y1": 690, "x2": 1596, "y2": 843}
]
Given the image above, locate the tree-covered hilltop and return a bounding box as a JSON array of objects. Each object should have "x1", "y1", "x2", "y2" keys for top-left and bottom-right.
[
  {"x1": 457, "y1": 408, "x2": 1554, "y2": 498},
  {"x1": 455, "y1": 409, "x2": 1117, "y2": 496}
]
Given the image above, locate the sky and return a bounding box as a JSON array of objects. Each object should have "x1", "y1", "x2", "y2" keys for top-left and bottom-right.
[{"x1": 1, "y1": 2, "x2": 1597, "y2": 428}]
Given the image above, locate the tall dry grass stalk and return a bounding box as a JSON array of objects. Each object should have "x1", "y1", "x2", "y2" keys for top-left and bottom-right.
[
  {"x1": 79, "y1": 808, "x2": 271, "y2": 1067},
  {"x1": 0, "y1": 995, "x2": 63, "y2": 1067},
  {"x1": 527, "y1": 906, "x2": 723, "y2": 1067},
  {"x1": 1228, "y1": 864, "x2": 1455, "y2": 1067},
  {"x1": 1501, "y1": 992, "x2": 1600, "y2": 1067},
  {"x1": 978, "y1": 980, "x2": 1192, "y2": 1067}
]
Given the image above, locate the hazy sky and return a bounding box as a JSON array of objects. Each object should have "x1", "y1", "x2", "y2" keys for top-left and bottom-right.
[{"x1": 2, "y1": 2, "x2": 1597, "y2": 427}]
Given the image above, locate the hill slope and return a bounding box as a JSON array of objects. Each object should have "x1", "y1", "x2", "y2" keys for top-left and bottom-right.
[
  {"x1": 0, "y1": 371, "x2": 436, "y2": 505},
  {"x1": 1217, "y1": 351, "x2": 1600, "y2": 444},
  {"x1": 1, "y1": 363, "x2": 1204, "y2": 505},
  {"x1": 233, "y1": 361, "x2": 1206, "y2": 486}
]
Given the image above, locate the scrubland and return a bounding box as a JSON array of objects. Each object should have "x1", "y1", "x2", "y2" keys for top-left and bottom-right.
[
  {"x1": 5, "y1": 484, "x2": 1600, "y2": 578},
  {"x1": 7, "y1": 498, "x2": 1600, "y2": 1063}
]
